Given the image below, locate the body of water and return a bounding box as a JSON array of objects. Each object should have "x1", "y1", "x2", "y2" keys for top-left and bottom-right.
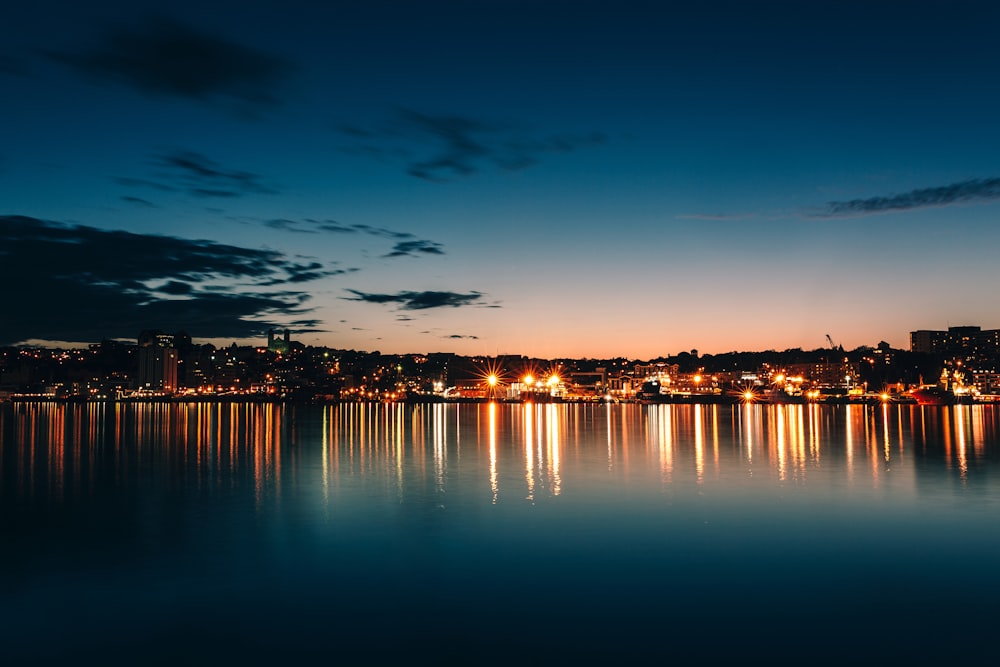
[{"x1": 3, "y1": 401, "x2": 1000, "y2": 663}]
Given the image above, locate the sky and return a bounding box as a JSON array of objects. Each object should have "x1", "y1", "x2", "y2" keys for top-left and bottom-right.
[{"x1": 4, "y1": 0, "x2": 1000, "y2": 358}]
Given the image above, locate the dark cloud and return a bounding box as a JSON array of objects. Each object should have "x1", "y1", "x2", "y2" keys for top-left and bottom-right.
[
  {"x1": 287, "y1": 319, "x2": 323, "y2": 329},
  {"x1": 155, "y1": 150, "x2": 275, "y2": 197},
  {"x1": 263, "y1": 218, "x2": 444, "y2": 258},
  {"x1": 263, "y1": 218, "x2": 317, "y2": 234},
  {"x1": 342, "y1": 107, "x2": 606, "y2": 181},
  {"x1": 46, "y1": 17, "x2": 292, "y2": 109},
  {"x1": 0, "y1": 215, "x2": 333, "y2": 345},
  {"x1": 383, "y1": 239, "x2": 444, "y2": 258},
  {"x1": 115, "y1": 176, "x2": 177, "y2": 192},
  {"x1": 675, "y1": 213, "x2": 750, "y2": 221},
  {"x1": 265, "y1": 218, "x2": 410, "y2": 239},
  {"x1": 159, "y1": 280, "x2": 193, "y2": 295},
  {"x1": 446, "y1": 334, "x2": 479, "y2": 340},
  {"x1": 817, "y1": 178, "x2": 1000, "y2": 217},
  {"x1": 348, "y1": 223, "x2": 412, "y2": 240},
  {"x1": 397, "y1": 109, "x2": 490, "y2": 180},
  {"x1": 344, "y1": 289, "x2": 487, "y2": 310},
  {"x1": 259, "y1": 261, "x2": 357, "y2": 285},
  {"x1": 270, "y1": 261, "x2": 326, "y2": 284},
  {"x1": 117, "y1": 151, "x2": 275, "y2": 199},
  {"x1": 120, "y1": 195, "x2": 156, "y2": 207}
]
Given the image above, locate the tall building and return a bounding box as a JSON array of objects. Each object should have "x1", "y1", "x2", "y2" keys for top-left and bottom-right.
[
  {"x1": 910, "y1": 326, "x2": 1000, "y2": 358},
  {"x1": 137, "y1": 330, "x2": 178, "y2": 392}
]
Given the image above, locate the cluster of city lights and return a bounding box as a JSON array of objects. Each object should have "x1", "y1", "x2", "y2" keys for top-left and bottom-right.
[{"x1": 470, "y1": 359, "x2": 566, "y2": 401}]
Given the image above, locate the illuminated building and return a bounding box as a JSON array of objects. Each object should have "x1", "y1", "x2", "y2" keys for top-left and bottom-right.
[
  {"x1": 910, "y1": 326, "x2": 1000, "y2": 358},
  {"x1": 136, "y1": 330, "x2": 178, "y2": 392},
  {"x1": 268, "y1": 329, "x2": 291, "y2": 354}
]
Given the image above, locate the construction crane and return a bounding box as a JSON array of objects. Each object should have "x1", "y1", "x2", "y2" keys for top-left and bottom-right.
[{"x1": 826, "y1": 334, "x2": 835, "y2": 349}]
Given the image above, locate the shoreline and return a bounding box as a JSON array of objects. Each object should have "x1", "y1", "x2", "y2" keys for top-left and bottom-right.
[{"x1": 0, "y1": 394, "x2": 968, "y2": 407}]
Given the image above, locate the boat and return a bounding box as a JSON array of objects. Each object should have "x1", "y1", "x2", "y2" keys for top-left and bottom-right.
[
  {"x1": 636, "y1": 379, "x2": 666, "y2": 403},
  {"x1": 636, "y1": 380, "x2": 736, "y2": 404},
  {"x1": 764, "y1": 388, "x2": 805, "y2": 404},
  {"x1": 909, "y1": 385, "x2": 957, "y2": 406}
]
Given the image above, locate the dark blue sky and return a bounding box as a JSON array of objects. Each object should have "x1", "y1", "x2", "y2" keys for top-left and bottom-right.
[{"x1": 4, "y1": 0, "x2": 1000, "y2": 356}]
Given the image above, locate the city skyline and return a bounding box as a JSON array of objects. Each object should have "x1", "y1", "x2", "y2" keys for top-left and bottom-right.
[
  {"x1": 2, "y1": 321, "x2": 993, "y2": 357},
  {"x1": 5, "y1": 0, "x2": 1000, "y2": 358}
]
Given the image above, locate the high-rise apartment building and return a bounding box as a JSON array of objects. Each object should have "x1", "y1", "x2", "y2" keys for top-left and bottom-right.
[
  {"x1": 910, "y1": 326, "x2": 1000, "y2": 358},
  {"x1": 137, "y1": 330, "x2": 178, "y2": 391}
]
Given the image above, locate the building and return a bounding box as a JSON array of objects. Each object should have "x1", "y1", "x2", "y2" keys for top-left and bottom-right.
[
  {"x1": 785, "y1": 361, "x2": 858, "y2": 389},
  {"x1": 268, "y1": 329, "x2": 291, "y2": 354},
  {"x1": 910, "y1": 326, "x2": 1000, "y2": 359},
  {"x1": 136, "y1": 330, "x2": 178, "y2": 392},
  {"x1": 567, "y1": 368, "x2": 607, "y2": 396},
  {"x1": 634, "y1": 363, "x2": 679, "y2": 382}
]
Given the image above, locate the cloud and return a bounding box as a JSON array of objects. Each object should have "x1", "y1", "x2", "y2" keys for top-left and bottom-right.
[
  {"x1": 263, "y1": 218, "x2": 318, "y2": 234},
  {"x1": 115, "y1": 176, "x2": 177, "y2": 192},
  {"x1": 159, "y1": 280, "x2": 193, "y2": 295},
  {"x1": 445, "y1": 334, "x2": 479, "y2": 340},
  {"x1": 46, "y1": 17, "x2": 292, "y2": 109},
  {"x1": 348, "y1": 223, "x2": 413, "y2": 240},
  {"x1": 327, "y1": 267, "x2": 361, "y2": 277},
  {"x1": 264, "y1": 218, "x2": 406, "y2": 238},
  {"x1": 342, "y1": 107, "x2": 606, "y2": 181},
  {"x1": 156, "y1": 150, "x2": 275, "y2": 198},
  {"x1": 117, "y1": 151, "x2": 275, "y2": 199},
  {"x1": 120, "y1": 195, "x2": 156, "y2": 207},
  {"x1": 258, "y1": 261, "x2": 358, "y2": 285},
  {"x1": 343, "y1": 289, "x2": 488, "y2": 310},
  {"x1": 816, "y1": 178, "x2": 1000, "y2": 217},
  {"x1": 383, "y1": 240, "x2": 444, "y2": 258},
  {"x1": 263, "y1": 218, "x2": 444, "y2": 258},
  {"x1": 0, "y1": 215, "x2": 334, "y2": 345},
  {"x1": 675, "y1": 213, "x2": 752, "y2": 221}
]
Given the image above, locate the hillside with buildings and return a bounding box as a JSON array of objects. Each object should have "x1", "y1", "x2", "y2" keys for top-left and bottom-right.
[{"x1": 2, "y1": 326, "x2": 999, "y2": 403}]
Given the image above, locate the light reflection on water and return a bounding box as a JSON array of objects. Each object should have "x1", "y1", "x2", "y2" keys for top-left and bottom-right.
[
  {"x1": 3, "y1": 401, "x2": 1000, "y2": 663},
  {"x1": 5, "y1": 401, "x2": 1000, "y2": 514},
  {"x1": 5, "y1": 401, "x2": 1000, "y2": 507}
]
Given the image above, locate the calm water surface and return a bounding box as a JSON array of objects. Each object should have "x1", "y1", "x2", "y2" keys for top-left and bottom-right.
[{"x1": 3, "y1": 401, "x2": 1000, "y2": 663}]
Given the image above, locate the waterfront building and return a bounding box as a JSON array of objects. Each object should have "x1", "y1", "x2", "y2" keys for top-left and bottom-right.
[
  {"x1": 910, "y1": 325, "x2": 1000, "y2": 359},
  {"x1": 784, "y1": 361, "x2": 858, "y2": 389},
  {"x1": 970, "y1": 369, "x2": 1000, "y2": 395},
  {"x1": 567, "y1": 368, "x2": 607, "y2": 396},
  {"x1": 606, "y1": 375, "x2": 633, "y2": 399},
  {"x1": 634, "y1": 362, "x2": 679, "y2": 384},
  {"x1": 136, "y1": 330, "x2": 178, "y2": 392}
]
